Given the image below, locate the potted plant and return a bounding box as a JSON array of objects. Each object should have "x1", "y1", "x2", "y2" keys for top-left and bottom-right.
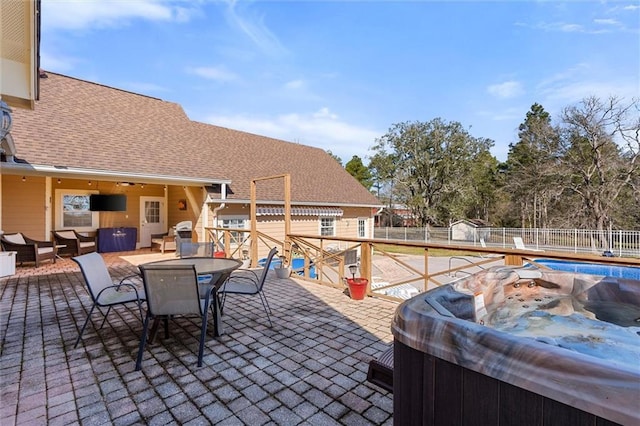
[
  {"x1": 346, "y1": 264, "x2": 368, "y2": 300},
  {"x1": 274, "y1": 255, "x2": 291, "y2": 278}
]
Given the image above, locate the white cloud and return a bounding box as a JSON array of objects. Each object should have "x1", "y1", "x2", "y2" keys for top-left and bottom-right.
[
  {"x1": 536, "y1": 63, "x2": 638, "y2": 106},
  {"x1": 41, "y1": 0, "x2": 196, "y2": 31},
  {"x1": 284, "y1": 79, "x2": 305, "y2": 90},
  {"x1": 186, "y1": 66, "x2": 239, "y2": 82},
  {"x1": 125, "y1": 81, "x2": 171, "y2": 94},
  {"x1": 204, "y1": 108, "x2": 381, "y2": 161},
  {"x1": 477, "y1": 107, "x2": 523, "y2": 122},
  {"x1": 223, "y1": 0, "x2": 287, "y2": 56},
  {"x1": 40, "y1": 51, "x2": 78, "y2": 72},
  {"x1": 594, "y1": 18, "x2": 621, "y2": 27},
  {"x1": 487, "y1": 81, "x2": 524, "y2": 99}
]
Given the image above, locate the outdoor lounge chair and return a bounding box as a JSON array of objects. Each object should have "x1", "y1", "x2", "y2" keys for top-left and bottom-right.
[
  {"x1": 513, "y1": 237, "x2": 544, "y2": 252},
  {"x1": 135, "y1": 263, "x2": 215, "y2": 370},
  {"x1": 0, "y1": 232, "x2": 56, "y2": 267},
  {"x1": 52, "y1": 229, "x2": 96, "y2": 257},
  {"x1": 72, "y1": 252, "x2": 145, "y2": 348},
  {"x1": 219, "y1": 246, "x2": 278, "y2": 327},
  {"x1": 150, "y1": 230, "x2": 176, "y2": 253},
  {"x1": 367, "y1": 345, "x2": 394, "y2": 393}
]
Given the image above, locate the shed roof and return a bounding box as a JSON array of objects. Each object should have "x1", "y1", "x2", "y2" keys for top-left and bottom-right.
[{"x1": 7, "y1": 72, "x2": 381, "y2": 207}]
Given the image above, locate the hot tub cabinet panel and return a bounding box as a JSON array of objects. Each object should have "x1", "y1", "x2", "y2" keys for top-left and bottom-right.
[
  {"x1": 391, "y1": 268, "x2": 640, "y2": 426},
  {"x1": 394, "y1": 340, "x2": 622, "y2": 426}
]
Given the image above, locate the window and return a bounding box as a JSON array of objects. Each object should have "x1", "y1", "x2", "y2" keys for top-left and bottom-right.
[
  {"x1": 358, "y1": 218, "x2": 367, "y2": 238},
  {"x1": 144, "y1": 201, "x2": 161, "y2": 225},
  {"x1": 219, "y1": 217, "x2": 248, "y2": 246},
  {"x1": 56, "y1": 190, "x2": 99, "y2": 231},
  {"x1": 320, "y1": 217, "x2": 335, "y2": 236}
]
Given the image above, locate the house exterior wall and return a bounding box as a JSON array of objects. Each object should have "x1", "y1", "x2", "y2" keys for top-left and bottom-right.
[
  {"x1": 1, "y1": 175, "x2": 47, "y2": 240},
  {"x1": 1, "y1": 175, "x2": 376, "y2": 250}
]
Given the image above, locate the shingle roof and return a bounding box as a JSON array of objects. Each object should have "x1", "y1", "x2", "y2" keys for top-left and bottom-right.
[{"x1": 9, "y1": 72, "x2": 381, "y2": 206}]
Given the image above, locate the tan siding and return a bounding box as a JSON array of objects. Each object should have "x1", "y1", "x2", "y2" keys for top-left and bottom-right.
[{"x1": 2, "y1": 175, "x2": 48, "y2": 240}]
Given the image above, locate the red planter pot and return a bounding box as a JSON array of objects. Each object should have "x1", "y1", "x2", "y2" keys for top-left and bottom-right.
[{"x1": 346, "y1": 278, "x2": 368, "y2": 300}]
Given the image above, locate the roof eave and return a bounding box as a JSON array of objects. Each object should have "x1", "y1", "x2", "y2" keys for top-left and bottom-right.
[
  {"x1": 208, "y1": 198, "x2": 383, "y2": 209},
  {"x1": 0, "y1": 162, "x2": 231, "y2": 186}
]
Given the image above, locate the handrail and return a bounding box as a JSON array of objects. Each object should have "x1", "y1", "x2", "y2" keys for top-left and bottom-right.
[{"x1": 202, "y1": 228, "x2": 640, "y2": 301}]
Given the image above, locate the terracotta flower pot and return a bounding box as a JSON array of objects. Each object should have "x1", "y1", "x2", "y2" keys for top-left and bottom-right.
[{"x1": 346, "y1": 278, "x2": 368, "y2": 300}]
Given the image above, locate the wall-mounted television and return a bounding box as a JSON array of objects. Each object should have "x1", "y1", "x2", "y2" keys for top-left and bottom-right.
[{"x1": 89, "y1": 194, "x2": 127, "y2": 211}]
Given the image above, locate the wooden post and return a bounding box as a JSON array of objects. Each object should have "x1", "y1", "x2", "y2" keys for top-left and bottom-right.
[
  {"x1": 360, "y1": 242, "x2": 372, "y2": 293},
  {"x1": 283, "y1": 174, "x2": 291, "y2": 264},
  {"x1": 250, "y1": 179, "x2": 257, "y2": 267},
  {"x1": 504, "y1": 254, "x2": 523, "y2": 266},
  {"x1": 250, "y1": 173, "x2": 291, "y2": 267},
  {"x1": 424, "y1": 247, "x2": 429, "y2": 291}
]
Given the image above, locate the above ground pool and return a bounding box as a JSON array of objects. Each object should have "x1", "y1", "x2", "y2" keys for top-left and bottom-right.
[
  {"x1": 259, "y1": 257, "x2": 317, "y2": 278},
  {"x1": 392, "y1": 266, "x2": 640, "y2": 425},
  {"x1": 532, "y1": 258, "x2": 640, "y2": 280}
]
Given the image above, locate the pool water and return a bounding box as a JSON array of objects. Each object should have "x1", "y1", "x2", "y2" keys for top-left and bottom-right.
[
  {"x1": 259, "y1": 257, "x2": 317, "y2": 278},
  {"x1": 533, "y1": 259, "x2": 640, "y2": 280}
]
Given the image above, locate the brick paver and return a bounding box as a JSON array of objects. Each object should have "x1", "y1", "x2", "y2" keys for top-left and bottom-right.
[{"x1": 0, "y1": 251, "x2": 396, "y2": 425}]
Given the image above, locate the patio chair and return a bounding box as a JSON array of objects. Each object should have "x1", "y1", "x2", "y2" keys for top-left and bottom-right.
[
  {"x1": 219, "y1": 246, "x2": 278, "y2": 327},
  {"x1": 513, "y1": 237, "x2": 544, "y2": 252},
  {"x1": 179, "y1": 241, "x2": 215, "y2": 258},
  {"x1": 150, "y1": 229, "x2": 176, "y2": 253},
  {"x1": 52, "y1": 229, "x2": 96, "y2": 257},
  {"x1": 135, "y1": 264, "x2": 215, "y2": 370},
  {"x1": 0, "y1": 232, "x2": 56, "y2": 267},
  {"x1": 72, "y1": 252, "x2": 145, "y2": 348}
]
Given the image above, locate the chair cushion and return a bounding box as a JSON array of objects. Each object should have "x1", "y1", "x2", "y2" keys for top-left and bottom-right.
[
  {"x1": 57, "y1": 231, "x2": 77, "y2": 240},
  {"x1": 38, "y1": 247, "x2": 54, "y2": 255},
  {"x1": 4, "y1": 234, "x2": 26, "y2": 244},
  {"x1": 79, "y1": 242, "x2": 95, "y2": 248}
]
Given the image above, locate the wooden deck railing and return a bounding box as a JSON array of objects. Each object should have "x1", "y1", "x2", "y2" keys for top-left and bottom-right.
[{"x1": 204, "y1": 227, "x2": 640, "y2": 301}]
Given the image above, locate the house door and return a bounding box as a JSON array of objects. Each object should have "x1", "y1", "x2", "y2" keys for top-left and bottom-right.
[{"x1": 139, "y1": 197, "x2": 166, "y2": 247}]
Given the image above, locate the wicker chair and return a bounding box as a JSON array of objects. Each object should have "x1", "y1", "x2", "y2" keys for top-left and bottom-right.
[
  {"x1": 0, "y1": 232, "x2": 56, "y2": 267},
  {"x1": 52, "y1": 230, "x2": 96, "y2": 257},
  {"x1": 150, "y1": 230, "x2": 176, "y2": 253}
]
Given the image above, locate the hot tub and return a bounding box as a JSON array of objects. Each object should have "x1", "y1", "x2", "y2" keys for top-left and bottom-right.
[{"x1": 391, "y1": 266, "x2": 640, "y2": 426}]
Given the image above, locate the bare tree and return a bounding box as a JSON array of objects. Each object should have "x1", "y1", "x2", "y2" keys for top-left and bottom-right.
[{"x1": 559, "y1": 96, "x2": 640, "y2": 242}]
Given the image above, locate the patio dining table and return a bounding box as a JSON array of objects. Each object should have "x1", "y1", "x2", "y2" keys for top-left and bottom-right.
[{"x1": 142, "y1": 256, "x2": 242, "y2": 337}]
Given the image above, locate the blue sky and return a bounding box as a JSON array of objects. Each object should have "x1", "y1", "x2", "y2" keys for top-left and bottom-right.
[{"x1": 40, "y1": 0, "x2": 639, "y2": 163}]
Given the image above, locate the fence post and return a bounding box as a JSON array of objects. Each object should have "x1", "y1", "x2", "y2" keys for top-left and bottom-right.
[
  {"x1": 618, "y1": 229, "x2": 622, "y2": 257},
  {"x1": 360, "y1": 241, "x2": 372, "y2": 288}
]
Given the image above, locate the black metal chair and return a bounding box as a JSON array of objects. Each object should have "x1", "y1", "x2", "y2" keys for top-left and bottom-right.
[
  {"x1": 72, "y1": 252, "x2": 145, "y2": 348},
  {"x1": 135, "y1": 263, "x2": 216, "y2": 370},
  {"x1": 219, "y1": 246, "x2": 278, "y2": 327}
]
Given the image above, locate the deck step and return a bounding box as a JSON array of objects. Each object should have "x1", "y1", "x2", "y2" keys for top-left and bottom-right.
[{"x1": 366, "y1": 345, "x2": 393, "y2": 393}]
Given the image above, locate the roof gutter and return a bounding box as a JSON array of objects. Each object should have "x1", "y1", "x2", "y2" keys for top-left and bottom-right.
[
  {"x1": 0, "y1": 162, "x2": 231, "y2": 186},
  {"x1": 215, "y1": 199, "x2": 383, "y2": 209}
]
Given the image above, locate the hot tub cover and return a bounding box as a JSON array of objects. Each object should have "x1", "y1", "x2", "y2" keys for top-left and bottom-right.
[{"x1": 392, "y1": 266, "x2": 640, "y2": 426}]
